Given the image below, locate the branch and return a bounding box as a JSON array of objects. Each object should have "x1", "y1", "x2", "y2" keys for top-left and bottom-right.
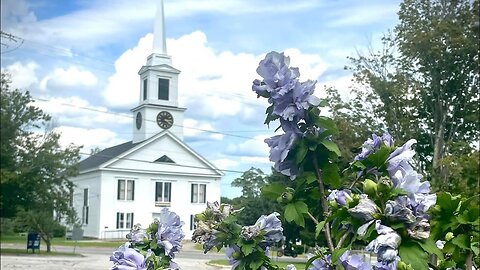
[
  {"x1": 336, "y1": 229, "x2": 351, "y2": 249},
  {"x1": 312, "y1": 155, "x2": 335, "y2": 253}
]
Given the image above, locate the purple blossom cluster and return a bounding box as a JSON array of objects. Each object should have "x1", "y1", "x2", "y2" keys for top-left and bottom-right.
[
  {"x1": 385, "y1": 139, "x2": 436, "y2": 240},
  {"x1": 354, "y1": 133, "x2": 394, "y2": 161},
  {"x1": 110, "y1": 208, "x2": 184, "y2": 270},
  {"x1": 253, "y1": 51, "x2": 321, "y2": 179},
  {"x1": 327, "y1": 189, "x2": 353, "y2": 206}
]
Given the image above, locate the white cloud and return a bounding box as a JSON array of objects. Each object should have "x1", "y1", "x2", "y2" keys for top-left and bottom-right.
[
  {"x1": 40, "y1": 66, "x2": 97, "y2": 91},
  {"x1": 225, "y1": 135, "x2": 269, "y2": 157},
  {"x1": 2, "y1": 61, "x2": 39, "y2": 90},
  {"x1": 103, "y1": 34, "x2": 152, "y2": 107},
  {"x1": 183, "y1": 118, "x2": 223, "y2": 140},
  {"x1": 54, "y1": 126, "x2": 125, "y2": 154},
  {"x1": 34, "y1": 96, "x2": 131, "y2": 128},
  {"x1": 212, "y1": 158, "x2": 240, "y2": 170},
  {"x1": 103, "y1": 31, "x2": 329, "y2": 120}
]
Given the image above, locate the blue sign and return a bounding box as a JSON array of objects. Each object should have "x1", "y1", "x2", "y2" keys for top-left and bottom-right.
[{"x1": 27, "y1": 233, "x2": 41, "y2": 253}]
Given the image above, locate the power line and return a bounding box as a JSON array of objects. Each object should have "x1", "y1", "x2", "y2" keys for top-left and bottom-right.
[{"x1": 32, "y1": 96, "x2": 271, "y2": 141}]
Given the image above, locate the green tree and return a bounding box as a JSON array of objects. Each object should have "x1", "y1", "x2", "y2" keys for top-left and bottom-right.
[
  {"x1": 328, "y1": 0, "x2": 479, "y2": 193},
  {"x1": 0, "y1": 72, "x2": 81, "y2": 251},
  {"x1": 232, "y1": 167, "x2": 267, "y2": 198}
]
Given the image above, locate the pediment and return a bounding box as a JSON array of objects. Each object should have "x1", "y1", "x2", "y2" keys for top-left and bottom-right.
[
  {"x1": 138, "y1": 64, "x2": 180, "y2": 75},
  {"x1": 101, "y1": 131, "x2": 223, "y2": 177}
]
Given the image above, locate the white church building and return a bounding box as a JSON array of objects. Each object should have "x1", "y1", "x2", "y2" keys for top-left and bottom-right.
[{"x1": 71, "y1": 0, "x2": 223, "y2": 239}]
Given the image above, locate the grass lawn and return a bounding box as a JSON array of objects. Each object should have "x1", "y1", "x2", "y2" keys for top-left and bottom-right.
[
  {"x1": 1, "y1": 234, "x2": 124, "y2": 248},
  {"x1": 208, "y1": 259, "x2": 306, "y2": 269},
  {"x1": 0, "y1": 248, "x2": 84, "y2": 257}
]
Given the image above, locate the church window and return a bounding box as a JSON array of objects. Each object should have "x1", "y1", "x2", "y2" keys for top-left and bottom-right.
[
  {"x1": 190, "y1": 214, "x2": 197, "y2": 230},
  {"x1": 143, "y1": 79, "x2": 148, "y2": 100},
  {"x1": 82, "y1": 188, "x2": 89, "y2": 225},
  {"x1": 158, "y1": 78, "x2": 169, "y2": 100},
  {"x1": 155, "y1": 182, "x2": 171, "y2": 204},
  {"x1": 191, "y1": 183, "x2": 206, "y2": 204},
  {"x1": 117, "y1": 179, "x2": 135, "y2": 201},
  {"x1": 116, "y1": 212, "x2": 134, "y2": 229}
]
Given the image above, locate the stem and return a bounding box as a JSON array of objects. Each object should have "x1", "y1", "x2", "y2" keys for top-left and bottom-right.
[
  {"x1": 336, "y1": 229, "x2": 351, "y2": 249},
  {"x1": 312, "y1": 155, "x2": 335, "y2": 253},
  {"x1": 466, "y1": 251, "x2": 473, "y2": 270},
  {"x1": 307, "y1": 211, "x2": 319, "y2": 225}
]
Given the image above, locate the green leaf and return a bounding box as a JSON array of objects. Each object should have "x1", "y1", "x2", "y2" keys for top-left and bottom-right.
[
  {"x1": 320, "y1": 139, "x2": 341, "y2": 157},
  {"x1": 249, "y1": 259, "x2": 264, "y2": 270},
  {"x1": 284, "y1": 202, "x2": 307, "y2": 227},
  {"x1": 295, "y1": 141, "x2": 308, "y2": 164},
  {"x1": 418, "y1": 236, "x2": 444, "y2": 259},
  {"x1": 437, "y1": 192, "x2": 461, "y2": 213},
  {"x1": 240, "y1": 241, "x2": 255, "y2": 256},
  {"x1": 451, "y1": 234, "x2": 470, "y2": 250},
  {"x1": 332, "y1": 248, "x2": 348, "y2": 263},
  {"x1": 321, "y1": 162, "x2": 341, "y2": 188},
  {"x1": 261, "y1": 183, "x2": 286, "y2": 200},
  {"x1": 399, "y1": 241, "x2": 429, "y2": 270},
  {"x1": 315, "y1": 221, "x2": 326, "y2": 237},
  {"x1": 317, "y1": 116, "x2": 338, "y2": 133},
  {"x1": 364, "y1": 146, "x2": 390, "y2": 168},
  {"x1": 305, "y1": 253, "x2": 323, "y2": 270},
  {"x1": 294, "y1": 201, "x2": 308, "y2": 214}
]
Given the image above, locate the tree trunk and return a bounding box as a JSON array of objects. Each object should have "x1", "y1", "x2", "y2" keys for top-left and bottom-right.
[
  {"x1": 432, "y1": 112, "x2": 446, "y2": 188},
  {"x1": 46, "y1": 238, "x2": 51, "y2": 252},
  {"x1": 466, "y1": 251, "x2": 473, "y2": 270}
]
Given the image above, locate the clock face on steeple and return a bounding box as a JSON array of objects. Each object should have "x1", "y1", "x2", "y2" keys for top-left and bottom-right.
[
  {"x1": 136, "y1": 112, "x2": 142, "y2": 130},
  {"x1": 156, "y1": 111, "x2": 174, "y2": 129}
]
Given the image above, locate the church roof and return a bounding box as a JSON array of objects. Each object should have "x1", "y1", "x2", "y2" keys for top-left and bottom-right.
[{"x1": 79, "y1": 141, "x2": 140, "y2": 172}]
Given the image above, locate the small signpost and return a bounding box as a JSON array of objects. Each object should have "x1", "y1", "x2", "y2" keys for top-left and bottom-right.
[
  {"x1": 26, "y1": 232, "x2": 41, "y2": 253},
  {"x1": 71, "y1": 227, "x2": 84, "y2": 253}
]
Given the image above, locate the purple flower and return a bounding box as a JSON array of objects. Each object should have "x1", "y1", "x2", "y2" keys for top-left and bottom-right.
[
  {"x1": 126, "y1": 224, "x2": 150, "y2": 245},
  {"x1": 355, "y1": 133, "x2": 394, "y2": 161},
  {"x1": 255, "y1": 51, "x2": 298, "y2": 95},
  {"x1": 273, "y1": 79, "x2": 319, "y2": 121},
  {"x1": 387, "y1": 139, "x2": 416, "y2": 175},
  {"x1": 391, "y1": 168, "x2": 430, "y2": 195},
  {"x1": 110, "y1": 244, "x2": 152, "y2": 270},
  {"x1": 286, "y1": 265, "x2": 297, "y2": 270},
  {"x1": 156, "y1": 208, "x2": 185, "y2": 258},
  {"x1": 348, "y1": 198, "x2": 380, "y2": 222},
  {"x1": 240, "y1": 212, "x2": 283, "y2": 243},
  {"x1": 307, "y1": 254, "x2": 333, "y2": 270},
  {"x1": 339, "y1": 250, "x2": 372, "y2": 270},
  {"x1": 384, "y1": 196, "x2": 416, "y2": 223},
  {"x1": 265, "y1": 126, "x2": 301, "y2": 179},
  {"x1": 327, "y1": 189, "x2": 352, "y2": 206},
  {"x1": 375, "y1": 257, "x2": 399, "y2": 270},
  {"x1": 365, "y1": 221, "x2": 401, "y2": 263},
  {"x1": 410, "y1": 193, "x2": 437, "y2": 215},
  {"x1": 225, "y1": 244, "x2": 242, "y2": 270},
  {"x1": 354, "y1": 134, "x2": 382, "y2": 161}
]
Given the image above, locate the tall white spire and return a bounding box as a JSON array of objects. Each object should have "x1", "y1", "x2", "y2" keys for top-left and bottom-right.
[{"x1": 152, "y1": 0, "x2": 167, "y2": 55}]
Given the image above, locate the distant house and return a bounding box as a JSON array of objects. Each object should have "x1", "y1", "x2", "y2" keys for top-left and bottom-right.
[{"x1": 70, "y1": 0, "x2": 223, "y2": 239}]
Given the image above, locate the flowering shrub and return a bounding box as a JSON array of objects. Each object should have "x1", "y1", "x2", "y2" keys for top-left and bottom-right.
[{"x1": 110, "y1": 51, "x2": 478, "y2": 269}]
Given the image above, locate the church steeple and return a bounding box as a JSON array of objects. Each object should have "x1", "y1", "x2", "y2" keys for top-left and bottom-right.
[
  {"x1": 152, "y1": 0, "x2": 167, "y2": 55},
  {"x1": 131, "y1": 0, "x2": 186, "y2": 143}
]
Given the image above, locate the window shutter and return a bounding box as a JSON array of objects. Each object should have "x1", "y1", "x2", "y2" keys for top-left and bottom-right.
[
  {"x1": 132, "y1": 181, "x2": 135, "y2": 201},
  {"x1": 143, "y1": 79, "x2": 147, "y2": 100},
  {"x1": 117, "y1": 181, "x2": 121, "y2": 200},
  {"x1": 167, "y1": 182, "x2": 171, "y2": 202},
  {"x1": 131, "y1": 213, "x2": 134, "y2": 228},
  {"x1": 203, "y1": 184, "x2": 206, "y2": 203},
  {"x1": 116, "y1": 213, "x2": 120, "y2": 229},
  {"x1": 190, "y1": 184, "x2": 194, "y2": 203}
]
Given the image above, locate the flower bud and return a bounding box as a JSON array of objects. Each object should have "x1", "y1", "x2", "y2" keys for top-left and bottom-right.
[
  {"x1": 277, "y1": 192, "x2": 293, "y2": 204},
  {"x1": 363, "y1": 179, "x2": 378, "y2": 197},
  {"x1": 445, "y1": 232, "x2": 454, "y2": 241},
  {"x1": 232, "y1": 251, "x2": 243, "y2": 260},
  {"x1": 397, "y1": 261, "x2": 414, "y2": 270},
  {"x1": 377, "y1": 176, "x2": 393, "y2": 194}
]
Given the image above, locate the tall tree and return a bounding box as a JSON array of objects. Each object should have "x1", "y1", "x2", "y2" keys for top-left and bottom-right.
[
  {"x1": 232, "y1": 167, "x2": 267, "y2": 198},
  {"x1": 0, "y1": 73, "x2": 81, "y2": 251},
  {"x1": 329, "y1": 0, "x2": 479, "y2": 191}
]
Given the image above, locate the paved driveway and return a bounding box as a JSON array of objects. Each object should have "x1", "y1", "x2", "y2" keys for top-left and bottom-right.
[{"x1": 1, "y1": 242, "x2": 229, "y2": 270}]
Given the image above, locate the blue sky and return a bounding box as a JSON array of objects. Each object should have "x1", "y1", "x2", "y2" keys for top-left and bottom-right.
[{"x1": 1, "y1": 0, "x2": 401, "y2": 198}]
